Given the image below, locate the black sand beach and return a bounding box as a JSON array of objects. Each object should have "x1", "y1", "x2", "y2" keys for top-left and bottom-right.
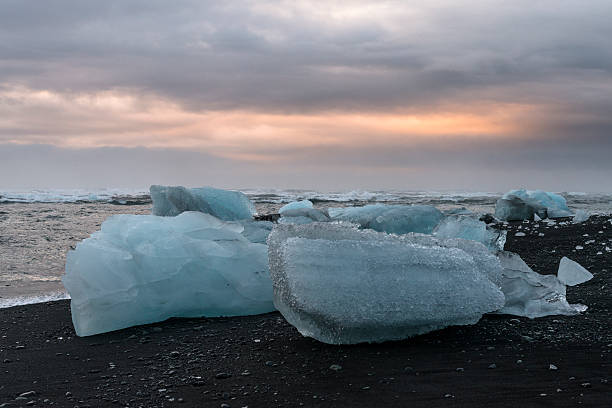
[{"x1": 1, "y1": 217, "x2": 610, "y2": 407}]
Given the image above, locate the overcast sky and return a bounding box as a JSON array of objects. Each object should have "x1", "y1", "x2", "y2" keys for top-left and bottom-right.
[{"x1": 1, "y1": 1, "x2": 611, "y2": 191}]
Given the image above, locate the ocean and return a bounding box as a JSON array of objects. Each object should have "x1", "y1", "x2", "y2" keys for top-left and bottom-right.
[{"x1": 1, "y1": 188, "x2": 611, "y2": 308}]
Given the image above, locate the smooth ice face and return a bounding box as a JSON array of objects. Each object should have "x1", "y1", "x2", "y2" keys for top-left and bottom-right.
[
  {"x1": 238, "y1": 220, "x2": 275, "y2": 244},
  {"x1": 267, "y1": 223, "x2": 505, "y2": 344},
  {"x1": 572, "y1": 210, "x2": 590, "y2": 224},
  {"x1": 63, "y1": 212, "x2": 274, "y2": 336},
  {"x1": 150, "y1": 185, "x2": 255, "y2": 220},
  {"x1": 495, "y1": 189, "x2": 572, "y2": 221},
  {"x1": 557, "y1": 257, "x2": 593, "y2": 286},
  {"x1": 278, "y1": 208, "x2": 330, "y2": 225},
  {"x1": 495, "y1": 251, "x2": 586, "y2": 318},
  {"x1": 328, "y1": 204, "x2": 444, "y2": 235},
  {"x1": 279, "y1": 200, "x2": 313, "y2": 214},
  {"x1": 433, "y1": 215, "x2": 506, "y2": 251}
]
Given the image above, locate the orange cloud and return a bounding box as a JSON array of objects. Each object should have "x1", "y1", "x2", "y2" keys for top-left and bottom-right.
[{"x1": 0, "y1": 85, "x2": 535, "y2": 161}]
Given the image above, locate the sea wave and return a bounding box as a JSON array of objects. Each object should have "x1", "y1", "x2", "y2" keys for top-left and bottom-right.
[
  {"x1": 0, "y1": 188, "x2": 150, "y2": 204},
  {"x1": 0, "y1": 291, "x2": 70, "y2": 309}
]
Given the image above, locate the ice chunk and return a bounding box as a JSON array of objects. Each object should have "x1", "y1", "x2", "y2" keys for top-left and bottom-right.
[
  {"x1": 63, "y1": 212, "x2": 274, "y2": 336},
  {"x1": 557, "y1": 257, "x2": 593, "y2": 286},
  {"x1": 328, "y1": 204, "x2": 444, "y2": 235},
  {"x1": 495, "y1": 251, "x2": 586, "y2": 318},
  {"x1": 150, "y1": 185, "x2": 255, "y2": 220},
  {"x1": 495, "y1": 196, "x2": 544, "y2": 221},
  {"x1": 433, "y1": 215, "x2": 506, "y2": 251},
  {"x1": 278, "y1": 208, "x2": 330, "y2": 225},
  {"x1": 494, "y1": 189, "x2": 572, "y2": 221},
  {"x1": 279, "y1": 200, "x2": 313, "y2": 214},
  {"x1": 572, "y1": 210, "x2": 590, "y2": 224},
  {"x1": 267, "y1": 223, "x2": 505, "y2": 344}
]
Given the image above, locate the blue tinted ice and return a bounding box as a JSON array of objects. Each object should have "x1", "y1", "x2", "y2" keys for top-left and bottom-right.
[
  {"x1": 433, "y1": 215, "x2": 506, "y2": 251},
  {"x1": 267, "y1": 223, "x2": 505, "y2": 344},
  {"x1": 495, "y1": 251, "x2": 586, "y2": 318},
  {"x1": 150, "y1": 185, "x2": 255, "y2": 220},
  {"x1": 495, "y1": 189, "x2": 572, "y2": 221},
  {"x1": 279, "y1": 200, "x2": 313, "y2": 214},
  {"x1": 328, "y1": 204, "x2": 444, "y2": 234},
  {"x1": 63, "y1": 212, "x2": 274, "y2": 336}
]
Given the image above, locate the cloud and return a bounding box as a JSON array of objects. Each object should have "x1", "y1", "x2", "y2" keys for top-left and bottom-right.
[
  {"x1": 0, "y1": 1, "x2": 611, "y2": 191},
  {"x1": 1, "y1": 1, "x2": 611, "y2": 113}
]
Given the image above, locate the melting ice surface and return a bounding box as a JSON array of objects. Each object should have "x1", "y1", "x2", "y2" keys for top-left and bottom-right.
[
  {"x1": 495, "y1": 251, "x2": 587, "y2": 318},
  {"x1": 495, "y1": 189, "x2": 572, "y2": 221},
  {"x1": 328, "y1": 204, "x2": 444, "y2": 235},
  {"x1": 433, "y1": 215, "x2": 506, "y2": 251},
  {"x1": 63, "y1": 212, "x2": 274, "y2": 336},
  {"x1": 267, "y1": 223, "x2": 505, "y2": 344},
  {"x1": 150, "y1": 185, "x2": 255, "y2": 220}
]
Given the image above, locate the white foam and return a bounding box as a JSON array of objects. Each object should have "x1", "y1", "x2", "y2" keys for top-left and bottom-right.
[
  {"x1": 0, "y1": 188, "x2": 149, "y2": 203},
  {"x1": 0, "y1": 291, "x2": 70, "y2": 308}
]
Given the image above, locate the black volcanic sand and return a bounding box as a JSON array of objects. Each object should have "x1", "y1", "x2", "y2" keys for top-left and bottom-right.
[{"x1": 1, "y1": 216, "x2": 611, "y2": 408}]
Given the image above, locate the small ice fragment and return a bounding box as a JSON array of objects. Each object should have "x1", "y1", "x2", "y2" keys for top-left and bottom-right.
[
  {"x1": 557, "y1": 257, "x2": 593, "y2": 286},
  {"x1": 515, "y1": 232, "x2": 526, "y2": 237},
  {"x1": 538, "y1": 233, "x2": 545, "y2": 237},
  {"x1": 575, "y1": 246, "x2": 583, "y2": 250},
  {"x1": 534, "y1": 214, "x2": 542, "y2": 222},
  {"x1": 572, "y1": 210, "x2": 589, "y2": 224},
  {"x1": 585, "y1": 240, "x2": 595, "y2": 245}
]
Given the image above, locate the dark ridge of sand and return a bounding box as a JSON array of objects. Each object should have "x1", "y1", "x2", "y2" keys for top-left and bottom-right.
[{"x1": 1, "y1": 217, "x2": 611, "y2": 408}]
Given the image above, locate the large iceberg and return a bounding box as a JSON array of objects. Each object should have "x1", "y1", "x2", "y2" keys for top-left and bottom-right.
[
  {"x1": 495, "y1": 189, "x2": 572, "y2": 221},
  {"x1": 328, "y1": 204, "x2": 444, "y2": 235},
  {"x1": 433, "y1": 215, "x2": 506, "y2": 251},
  {"x1": 267, "y1": 223, "x2": 505, "y2": 344},
  {"x1": 63, "y1": 212, "x2": 274, "y2": 336},
  {"x1": 495, "y1": 251, "x2": 586, "y2": 318},
  {"x1": 150, "y1": 185, "x2": 255, "y2": 220}
]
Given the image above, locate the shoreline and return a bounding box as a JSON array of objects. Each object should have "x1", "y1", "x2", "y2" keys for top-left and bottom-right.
[{"x1": 1, "y1": 217, "x2": 610, "y2": 407}]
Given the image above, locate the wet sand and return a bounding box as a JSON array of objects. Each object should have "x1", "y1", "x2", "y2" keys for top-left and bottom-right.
[{"x1": 1, "y1": 216, "x2": 610, "y2": 407}]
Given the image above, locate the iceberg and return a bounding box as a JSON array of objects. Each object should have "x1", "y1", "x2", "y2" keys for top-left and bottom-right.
[
  {"x1": 63, "y1": 212, "x2": 274, "y2": 336},
  {"x1": 150, "y1": 185, "x2": 255, "y2": 220},
  {"x1": 495, "y1": 251, "x2": 586, "y2": 318},
  {"x1": 557, "y1": 257, "x2": 593, "y2": 286},
  {"x1": 267, "y1": 223, "x2": 505, "y2": 344},
  {"x1": 328, "y1": 204, "x2": 444, "y2": 235},
  {"x1": 433, "y1": 215, "x2": 506, "y2": 251},
  {"x1": 494, "y1": 189, "x2": 572, "y2": 221},
  {"x1": 279, "y1": 200, "x2": 313, "y2": 214}
]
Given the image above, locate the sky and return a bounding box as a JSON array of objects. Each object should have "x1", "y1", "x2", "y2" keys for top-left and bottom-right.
[{"x1": 1, "y1": 1, "x2": 611, "y2": 192}]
